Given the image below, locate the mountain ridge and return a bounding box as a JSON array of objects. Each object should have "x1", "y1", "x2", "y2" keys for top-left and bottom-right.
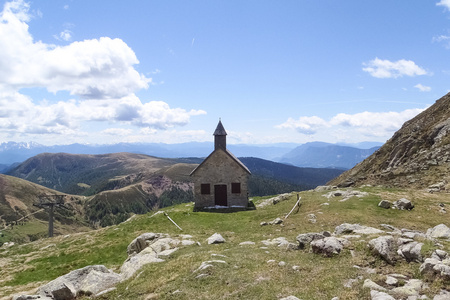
[{"x1": 329, "y1": 92, "x2": 450, "y2": 189}]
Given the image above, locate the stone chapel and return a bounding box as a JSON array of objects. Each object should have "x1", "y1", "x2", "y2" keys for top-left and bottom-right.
[{"x1": 190, "y1": 120, "x2": 251, "y2": 210}]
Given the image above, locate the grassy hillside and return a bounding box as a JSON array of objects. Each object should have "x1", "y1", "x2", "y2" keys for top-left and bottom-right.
[
  {"x1": 7, "y1": 152, "x2": 179, "y2": 196},
  {"x1": 0, "y1": 174, "x2": 90, "y2": 244},
  {"x1": 1, "y1": 187, "x2": 449, "y2": 299}
]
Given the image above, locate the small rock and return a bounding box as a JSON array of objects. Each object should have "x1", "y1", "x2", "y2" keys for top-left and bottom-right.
[
  {"x1": 269, "y1": 218, "x2": 283, "y2": 225},
  {"x1": 378, "y1": 200, "x2": 392, "y2": 209},
  {"x1": 363, "y1": 279, "x2": 386, "y2": 291},
  {"x1": 280, "y1": 296, "x2": 301, "y2": 300},
  {"x1": 239, "y1": 241, "x2": 256, "y2": 246},
  {"x1": 393, "y1": 198, "x2": 414, "y2": 210},
  {"x1": 370, "y1": 290, "x2": 395, "y2": 300},
  {"x1": 385, "y1": 276, "x2": 398, "y2": 286},
  {"x1": 207, "y1": 233, "x2": 226, "y2": 244}
]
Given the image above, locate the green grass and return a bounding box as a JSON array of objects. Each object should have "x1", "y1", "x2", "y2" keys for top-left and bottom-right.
[{"x1": 1, "y1": 187, "x2": 449, "y2": 299}]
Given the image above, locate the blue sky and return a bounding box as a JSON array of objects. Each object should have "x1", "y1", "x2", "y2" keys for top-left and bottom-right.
[{"x1": 1, "y1": 0, "x2": 450, "y2": 146}]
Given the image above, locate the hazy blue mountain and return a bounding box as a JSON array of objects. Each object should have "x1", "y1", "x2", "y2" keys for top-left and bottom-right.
[
  {"x1": 0, "y1": 141, "x2": 382, "y2": 170},
  {"x1": 279, "y1": 142, "x2": 381, "y2": 169}
]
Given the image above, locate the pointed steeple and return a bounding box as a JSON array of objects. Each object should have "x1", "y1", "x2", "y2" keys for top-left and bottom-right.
[{"x1": 214, "y1": 119, "x2": 227, "y2": 150}]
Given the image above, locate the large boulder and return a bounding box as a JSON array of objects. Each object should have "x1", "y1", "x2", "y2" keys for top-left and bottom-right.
[
  {"x1": 127, "y1": 232, "x2": 159, "y2": 256},
  {"x1": 426, "y1": 224, "x2": 450, "y2": 240},
  {"x1": 311, "y1": 237, "x2": 346, "y2": 257},
  {"x1": 393, "y1": 198, "x2": 414, "y2": 210},
  {"x1": 37, "y1": 265, "x2": 120, "y2": 299},
  {"x1": 397, "y1": 241, "x2": 423, "y2": 263},
  {"x1": 120, "y1": 248, "x2": 164, "y2": 280},
  {"x1": 296, "y1": 233, "x2": 325, "y2": 249},
  {"x1": 335, "y1": 223, "x2": 384, "y2": 235},
  {"x1": 368, "y1": 236, "x2": 396, "y2": 264}
]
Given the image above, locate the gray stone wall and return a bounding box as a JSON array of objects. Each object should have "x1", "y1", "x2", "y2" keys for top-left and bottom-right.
[{"x1": 191, "y1": 149, "x2": 249, "y2": 209}]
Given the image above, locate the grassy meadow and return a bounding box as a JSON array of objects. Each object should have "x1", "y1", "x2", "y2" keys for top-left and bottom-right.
[{"x1": 0, "y1": 186, "x2": 449, "y2": 299}]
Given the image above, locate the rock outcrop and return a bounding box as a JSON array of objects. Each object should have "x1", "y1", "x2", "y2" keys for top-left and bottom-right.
[{"x1": 329, "y1": 93, "x2": 450, "y2": 190}]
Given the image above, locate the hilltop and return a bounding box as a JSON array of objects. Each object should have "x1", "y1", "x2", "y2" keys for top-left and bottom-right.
[{"x1": 330, "y1": 93, "x2": 450, "y2": 190}]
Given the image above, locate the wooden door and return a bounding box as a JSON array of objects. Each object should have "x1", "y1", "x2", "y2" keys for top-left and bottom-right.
[{"x1": 214, "y1": 185, "x2": 227, "y2": 206}]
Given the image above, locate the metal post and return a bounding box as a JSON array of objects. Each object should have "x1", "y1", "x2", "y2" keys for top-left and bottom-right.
[{"x1": 48, "y1": 204, "x2": 54, "y2": 237}]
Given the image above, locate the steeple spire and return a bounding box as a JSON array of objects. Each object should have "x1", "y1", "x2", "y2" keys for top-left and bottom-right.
[{"x1": 214, "y1": 119, "x2": 227, "y2": 150}]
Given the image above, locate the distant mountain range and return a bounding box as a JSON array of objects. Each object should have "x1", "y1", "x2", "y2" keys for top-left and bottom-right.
[{"x1": 0, "y1": 141, "x2": 382, "y2": 170}]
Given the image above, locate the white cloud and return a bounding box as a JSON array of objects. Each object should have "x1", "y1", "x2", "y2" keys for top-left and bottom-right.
[
  {"x1": 0, "y1": 0, "x2": 206, "y2": 143},
  {"x1": 0, "y1": 0, "x2": 150, "y2": 98},
  {"x1": 55, "y1": 29, "x2": 72, "y2": 41},
  {"x1": 277, "y1": 108, "x2": 425, "y2": 141},
  {"x1": 276, "y1": 116, "x2": 328, "y2": 135},
  {"x1": 414, "y1": 83, "x2": 431, "y2": 92},
  {"x1": 437, "y1": 0, "x2": 450, "y2": 10},
  {"x1": 102, "y1": 128, "x2": 133, "y2": 136},
  {"x1": 362, "y1": 58, "x2": 428, "y2": 78}
]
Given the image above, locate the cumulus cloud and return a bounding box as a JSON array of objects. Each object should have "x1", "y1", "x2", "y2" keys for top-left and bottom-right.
[
  {"x1": 362, "y1": 58, "x2": 428, "y2": 78},
  {"x1": 414, "y1": 83, "x2": 431, "y2": 92},
  {"x1": 0, "y1": 0, "x2": 206, "y2": 143},
  {"x1": 277, "y1": 108, "x2": 425, "y2": 140},
  {"x1": 275, "y1": 116, "x2": 328, "y2": 135},
  {"x1": 54, "y1": 29, "x2": 72, "y2": 41},
  {"x1": 437, "y1": 0, "x2": 450, "y2": 10},
  {"x1": 101, "y1": 128, "x2": 133, "y2": 136}
]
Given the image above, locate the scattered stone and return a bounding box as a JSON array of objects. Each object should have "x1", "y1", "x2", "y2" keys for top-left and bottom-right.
[
  {"x1": 261, "y1": 237, "x2": 289, "y2": 247},
  {"x1": 434, "y1": 289, "x2": 450, "y2": 300},
  {"x1": 344, "y1": 278, "x2": 359, "y2": 288},
  {"x1": 207, "y1": 233, "x2": 226, "y2": 244},
  {"x1": 36, "y1": 265, "x2": 121, "y2": 299},
  {"x1": 267, "y1": 260, "x2": 276, "y2": 264},
  {"x1": 256, "y1": 193, "x2": 291, "y2": 207},
  {"x1": 397, "y1": 241, "x2": 424, "y2": 263},
  {"x1": 260, "y1": 221, "x2": 269, "y2": 226},
  {"x1": 385, "y1": 276, "x2": 398, "y2": 286},
  {"x1": 368, "y1": 236, "x2": 396, "y2": 264},
  {"x1": 315, "y1": 185, "x2": 337, "y2": 192},
  {"x1": 292, "y1": 265, "x2": 300, "y2": 271},
  {"x1": 121, "y1": 249, "x2": 164, "y2": 280},
  {"x1": 269, "y1": 217, "x2": 283, "y2": 225},
  {"x1": 278, "y1": 261, "x2": 286, "y2": 267},
  {"x1": 194, "y1": 260, "x2": 227, "y2": 274},
  {"x1": 390, "y1": 279, "x2": 424, "y2": 297},
  {"x1": 426, "y1": 224, "x2": 450, "y2": 240},
  {"x1": 296, "y1": 232, "x2": 325, "y2": 249},
  {"x1": 239, "y1": 241, "x2": 256, "y2": 246},
  {"x1": 280, "y1": 296, "x2": 301, "y2": 300},
  {"x1": 335, "y1": 223, "x2": 384, "y2": 235},
  {"x1": 378, "y1": 200, "x2": 392, "y2": 209},
  {"x1": 428, "y1": 182, "x2": 445, "y2": 193},
  {"x1": 370, "y1": 290, "x2": 395, "y2": 300},
  {"x1": 393, "y1": 198, "x2": 414, "y2": 210},
  {"x1": 311, "y1": 237, "x2": 346, "y2": 257},
  {"x1": 127, "y1": 233, "x2": 159, "y2": 256},
  {"x1": 363, "y1": 279, "x2": 387, "y2": 291},
  {"x1": 401, "y1": 229, "x2": 426, "y2": 240}
]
